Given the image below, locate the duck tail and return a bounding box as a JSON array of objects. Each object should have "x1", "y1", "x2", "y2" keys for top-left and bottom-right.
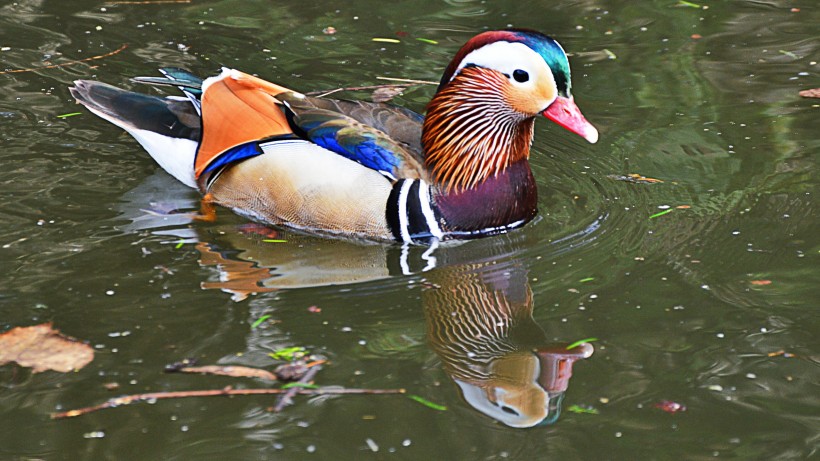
[
  {"x1": 70, "y1": 78, "x2": 201, "y2": 188},
  {"x1": 132, "y1": 67, "x2": 204, "y2": 114}
]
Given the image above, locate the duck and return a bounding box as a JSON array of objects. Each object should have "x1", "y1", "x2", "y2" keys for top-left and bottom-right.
[{"x1": 70, "y1": 29, "x2": 598, "y2": 243}]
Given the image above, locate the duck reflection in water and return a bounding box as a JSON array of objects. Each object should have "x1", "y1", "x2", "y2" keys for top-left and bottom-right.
[
  {"x1": 423, "y1": 260, "x2": 592, "y2": 428},
  {"x1": 116, "y1": 174, "x2": 592, "y2": 427}
]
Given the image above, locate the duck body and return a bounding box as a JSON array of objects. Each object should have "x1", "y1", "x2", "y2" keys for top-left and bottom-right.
[{"x1": 71, "y1": 29, "x2": 597, "y2": 243}]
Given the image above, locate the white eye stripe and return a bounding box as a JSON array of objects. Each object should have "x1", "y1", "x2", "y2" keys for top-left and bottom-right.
[{"x1": 453, "y1": 41, "x2": 551, "y2": 89}]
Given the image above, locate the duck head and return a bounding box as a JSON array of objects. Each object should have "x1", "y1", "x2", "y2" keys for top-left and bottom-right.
[{"x1": 423, "y1": 29, "x2": 598, "y2": 192}]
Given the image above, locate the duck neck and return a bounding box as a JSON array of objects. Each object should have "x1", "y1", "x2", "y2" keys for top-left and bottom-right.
[{"x1": 422, "y1": 68, "x2": 536, "y2": 193}]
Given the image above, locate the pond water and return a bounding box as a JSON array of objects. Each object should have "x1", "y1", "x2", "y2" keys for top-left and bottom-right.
[{"x1": 1, "y1": 0, "x2": 817, "y2": 459}]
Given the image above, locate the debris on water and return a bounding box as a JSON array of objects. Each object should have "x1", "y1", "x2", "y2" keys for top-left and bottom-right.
[
  {"x1": 416, "y1": 38, "x2": 438, "y2": 45},
  {"x1": 749, "y1": 279, "x2": 772, "y2": 286},
  {"x1": 798, "y1": 88, "x2": 820, "y2": 98},
  {"x1": 307, "y1": 305, "x2": 321, "y2": 313},
  {"x1": 372, "y1": 38, "x2": 400, "y2": 44},
  {"x1": 371, "y1": 86, "x2": 404, "y2": 103},
  {"x1": 654, "y1": 400, "x2": 686, "y2": 413},
  {"x1": 57, "y1": 112, "x2": 82, "y2": 119},
  {"x1": 566, "y1": 337, "x2": 598, "y2": 350},
  {"x1": 407, "y1": 394, "x2": 447, "y2": 411},
  {"x1": 281, "y1": 382, "x2": 319, "y2": 390},
  {"x1": 0, "y1": 323, "x2": 94, "y2": 373},
  {"x1": 322, "y1": 26, "x2": 336, "y2": 35},
  {"x1": 567, "y1": 404, "x2": 599, "y2": 415},
  {"x1": 270, "y1": 346, "x2": 308, "y2": 362},
  {"x1": 607, "y1": 173, "x2": 664, "y2": 184},
  {"x1": 691, "y1": 34, "x2": 703, "y2": 40},
  {"x1": 579, "y1": 277, "x2": 595, "y2": 283},
  {"x1": 252, "y1": 314, "x2": 272, "y2": 329},
  {"x1": 649, "y1": 209, "x2": 674, "y2": 219},
  {"x1": 675, "y1": 0, "x2": 701, "y2": 8},
  {"x1": 169, "y1": 364, "x2": 279, "y2": 381},
  {"x1": 365, "y1": 438, "x2": 379, "y2": 452},
  {"x1": 767, "y1": 350, "x2": 796, "y2": 358},
  {"x1": 273, "y1": 362, "x2": 310, "y2": 381}
]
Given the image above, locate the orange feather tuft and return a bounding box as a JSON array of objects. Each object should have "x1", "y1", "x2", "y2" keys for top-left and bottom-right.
[{"x1": 195, "y1": 70, "x2": 295, "y2": 178}]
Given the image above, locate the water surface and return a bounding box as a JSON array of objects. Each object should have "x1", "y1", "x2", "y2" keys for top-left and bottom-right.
[{"x1": 0, "y1": 0, "x2": 817, "y2": 459}]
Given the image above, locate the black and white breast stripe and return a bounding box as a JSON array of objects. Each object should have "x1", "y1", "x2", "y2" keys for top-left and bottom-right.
[{"x1": 386, "y1": 179, "x2": 444, "y2": 243}]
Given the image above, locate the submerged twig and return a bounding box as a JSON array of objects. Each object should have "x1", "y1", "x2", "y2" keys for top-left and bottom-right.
[
  {"x1": 306, "y1": 83, "x2": 413, "y2": 98},
  {"x1": 0, "y1": 44, "x2": 128, "y2": 75},
  {"x1": 51, "y1": 386, "x2": 406, "y2": 419},
  {"x1": 305, "y1": 77, "x2": 436, "y2": 99},
  {"x1": 273, "y1": 364, "x2": 321, "y2": 412}
]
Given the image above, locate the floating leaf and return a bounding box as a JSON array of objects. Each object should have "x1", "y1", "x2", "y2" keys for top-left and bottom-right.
[
  {"x1": 567, "y1": 404, "x2": 599, "y2": 414},
  {"x1": 649, "y1": 209, "x2": 674, "y2": 219},
  {"x1": 252, "y1": 314, "x2": 272, "y2": 329},
  {"x1": 371, "y1": 86, "x2": 404, "y2": 103},
  {"x1": 281, "y1": 382, "x2": 320, "y2": 390},
  {"x1": 262, "y1": 239, "x2": 287, "y2": 243},
  {"x1": 779, "y1": 50, "x2": 799, "y2": 59},
  {"x1": 750, "y1": 280, "x2": 772, "y2": 286},
  {"x1": 675, "y1": 0, "x2": 701, "y2": 8},
  {"x1": 175, "y1": 240, "x2": 185, "y2": 249},
  {"x1": 579, "y1": 277, "x2": 595, "y2": 283},
  {"x1": 372, "y1": 38, "x2": 400, "y2": 44},
  {"x1": 654, "y1": 400, "x2": 686, "y2": 413},
  {"x1": 408, "y1": 394, "x2": 447, "y2": 411},
  {"x1": 57, "y1": 112, "x2": 82, "y2": 119},
  {"x1": 416, "y1": 38, "x2": 438, "y2": 45},
  {"x1": 0, "y1": 323, "x2": 94, "y2": 373},
  {"x1": 603, "y1": 48, "x2": 617, "y2": 60},
  {"x1": 567, "y1": 337, "x2": 598, "y2": 350},
  {"x1": 798, "y1": 88, "x2": 820, "y2": 98},
  {"x1": 270, "y1": 346, "x2": 307, "y2": 361}
]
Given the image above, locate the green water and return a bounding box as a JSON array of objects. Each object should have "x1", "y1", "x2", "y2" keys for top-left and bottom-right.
[{"x1": 1, "y1": 0, "x2": 817, "y2": 459}]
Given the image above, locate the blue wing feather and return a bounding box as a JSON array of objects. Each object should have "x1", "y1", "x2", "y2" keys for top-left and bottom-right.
[
  {"x1": 301, "y1": 123, "x2": 403, "y2": 177},
  {"x1": 279, "y1": 95, "x2": 424, "y2": 180}
]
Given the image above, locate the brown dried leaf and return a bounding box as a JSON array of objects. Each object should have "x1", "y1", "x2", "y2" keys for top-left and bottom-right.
[
  {"x1": 178, "y1": 365, "x2": 278, "y2": 381},
  {"x1": 0, "y1": 323, "x2": 94, "y2": 373},
  {"x1": 371, "y1": 86, "x2": 404, "y2": 103},
  {"x1": 798, "y1": 88, "x2": 820, "y2": 98}
]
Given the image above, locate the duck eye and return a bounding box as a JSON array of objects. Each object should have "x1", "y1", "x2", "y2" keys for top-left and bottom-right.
[{"x1": 512, "y1": 69, "x2": 529, "y2": 83}]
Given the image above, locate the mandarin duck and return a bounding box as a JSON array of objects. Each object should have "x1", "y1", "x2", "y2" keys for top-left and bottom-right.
[{"x1": 70, "y1": 29, "x2": 598, "y2": 243}]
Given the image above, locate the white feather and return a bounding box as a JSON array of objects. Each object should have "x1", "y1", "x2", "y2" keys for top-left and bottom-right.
[{"x1": 84, "y1": 105, "x2": 198, "y2": 188}]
